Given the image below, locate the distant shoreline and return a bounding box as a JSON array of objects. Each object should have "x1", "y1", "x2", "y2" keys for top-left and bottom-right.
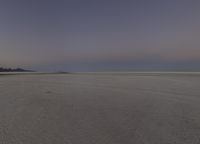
[
  {"x1": 0, "y1": 67, "x2": 34, "y2": 72},
  {"x1": 1, "y1": 71, "x2": 200, "y2": 77},
  {"x1": 0, "y1": 72, "x2": 71, "y2": 76}
]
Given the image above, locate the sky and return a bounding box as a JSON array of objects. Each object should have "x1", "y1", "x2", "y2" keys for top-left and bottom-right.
[{"x1": 0, "y1": 0, "x2": 200, "y2": 72}]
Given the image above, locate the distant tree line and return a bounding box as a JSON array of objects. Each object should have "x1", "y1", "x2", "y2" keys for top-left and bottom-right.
[{"x1": 0, "y1": 67, "x2": 33, "y2": 72}]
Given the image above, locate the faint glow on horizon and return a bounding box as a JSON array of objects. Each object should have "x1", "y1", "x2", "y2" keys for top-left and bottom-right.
[{"x1": 0, "y1": 0, "x2": 200, "y2": 71}]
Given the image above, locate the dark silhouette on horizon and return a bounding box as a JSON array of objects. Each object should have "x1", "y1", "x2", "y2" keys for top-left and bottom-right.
[{"x1": 0, "y1": 67, "x2": 33, "y2": 72}]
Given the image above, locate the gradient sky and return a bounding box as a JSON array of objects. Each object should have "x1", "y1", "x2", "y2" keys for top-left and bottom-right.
[{"x1": 0, "y1": 0, "x2": 200, "y2": 71}]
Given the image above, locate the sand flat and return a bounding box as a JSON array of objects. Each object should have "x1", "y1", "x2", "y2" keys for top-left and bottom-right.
[{"x1": 0, "y1": 73, "x2": 200, "y2": 144}]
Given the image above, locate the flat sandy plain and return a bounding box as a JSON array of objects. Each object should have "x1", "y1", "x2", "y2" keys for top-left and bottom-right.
[{"x1": 0, "y1": 72, "x2": 200, "y2": 144}]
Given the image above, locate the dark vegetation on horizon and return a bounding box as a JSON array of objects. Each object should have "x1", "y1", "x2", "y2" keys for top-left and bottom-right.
[{"x1": 0, "y1": 67, "x2": 33, "y2": 72}]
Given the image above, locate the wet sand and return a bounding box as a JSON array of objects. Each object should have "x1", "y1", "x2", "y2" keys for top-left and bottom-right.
[{"x1": 0, "y1": 73, "x2": 200, "y2": 144}]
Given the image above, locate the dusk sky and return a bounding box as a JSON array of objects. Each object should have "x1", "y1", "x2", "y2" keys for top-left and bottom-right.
[{"x1": 0, "y1": 0, "x2": 200, "y2": 71}]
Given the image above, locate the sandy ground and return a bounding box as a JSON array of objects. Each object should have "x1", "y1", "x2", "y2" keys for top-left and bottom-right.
[{"x1": 0, "y1": 73, "x2": 200, "y2": 144}]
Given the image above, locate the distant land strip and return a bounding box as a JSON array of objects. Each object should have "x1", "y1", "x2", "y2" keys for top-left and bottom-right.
[{"x1": 0, "y1": 67, "x2": 33, "y2": 72}]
